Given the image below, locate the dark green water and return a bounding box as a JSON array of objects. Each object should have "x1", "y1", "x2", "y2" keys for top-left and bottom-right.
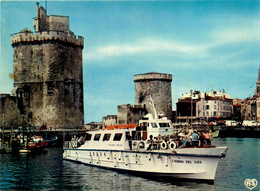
[{"x1": 0, "y1": 138, "x2": 259, "y2": 191}]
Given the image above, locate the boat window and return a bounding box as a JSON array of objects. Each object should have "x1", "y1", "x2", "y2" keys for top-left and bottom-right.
[
  {"x1": 103, "y1": 133, "x2": 111, "y2": 141},
  {"x1": 113, "y1": 133, "x2": 123, "y2": 141},
  {"x1": 131, "y1": 131, "x2": 136, "y2": 140},
  {"x1": 85, "y1": 133, "x2": 92, "y2": 141},
  {"x1": 94, "y1": 134, "x2": 101, "y2": 141},
  {"x1": 151, "y1": 123, "x2": 158, "y2": 128},
  {"x1": 159, "y1": 123, "x2": 170, "y2": 128}
]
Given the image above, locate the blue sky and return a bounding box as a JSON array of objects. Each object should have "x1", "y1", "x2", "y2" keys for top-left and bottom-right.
[{"x1": 1, "y1": 1, "x2": 260, "y2": 123}]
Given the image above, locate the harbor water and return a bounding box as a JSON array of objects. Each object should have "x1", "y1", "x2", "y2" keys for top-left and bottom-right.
[{"x1": 0, "y1": 138, "x2": 259, "y2": 191}]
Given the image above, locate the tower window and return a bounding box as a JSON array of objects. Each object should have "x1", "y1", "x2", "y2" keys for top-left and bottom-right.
[{"x1": 47, "y1": 82, "x2": 54, "y2": 95}]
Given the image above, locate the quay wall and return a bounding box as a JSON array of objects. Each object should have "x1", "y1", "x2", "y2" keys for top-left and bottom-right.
[
  {"x1": 2, "y1": 129, "x2": 86, "y2": 146},
  {"x1": 219, "y1": 126, "x2": 260, "y2": 138}
]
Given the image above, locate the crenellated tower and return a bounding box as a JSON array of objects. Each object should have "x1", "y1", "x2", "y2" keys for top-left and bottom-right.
[
  {"x1": 134, "y1": 72, "x2": 173, "y2": 119},
  {"x1": 11, "y1": 3, "x2": 84, "y2": 129}
]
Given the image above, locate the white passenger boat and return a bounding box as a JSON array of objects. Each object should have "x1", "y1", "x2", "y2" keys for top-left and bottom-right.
[{"x1": 63, "y1": 99, "x2": 228, "y2": 182}]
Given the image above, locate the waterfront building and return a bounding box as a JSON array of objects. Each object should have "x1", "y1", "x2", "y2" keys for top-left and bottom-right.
[
  {"x1": 176, "y1": 90, "x2": 199, "y2": 123},
  {"x1": 0, "y1": 3, "x2": 84, "y2": 129},
  {"x1": 84, "y1": 122, "x2": 103, "y2": 130},
  {"x1": 241, "y1": 98, "x2": 256, "y2": 121},
  {"x1": 196, "y1": 90, "x2": 233, "y2": 119},
  {"x1": 176, "y1": 90, "x2": 233, "y2": 122},
  {"x1": 233, "y1": 98, "x2": 242, "y2": 121},
  {"x1": 102, "y1": 115, "x2": 117, "y2": 127}
]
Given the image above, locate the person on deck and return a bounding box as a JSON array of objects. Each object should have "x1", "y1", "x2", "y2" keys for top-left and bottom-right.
[
  {"x1": 192, "y1": 130, "x2": 199, "y2": 141},
  {"x1": 136, "y1": 126, "x2": 141, "y2": 140},
  {"x1": 185, "y1": 131, "x2": 192, "y2": 147},
  {"x1": 127, "y1": 134, "x2": 132, "y2": 150}
]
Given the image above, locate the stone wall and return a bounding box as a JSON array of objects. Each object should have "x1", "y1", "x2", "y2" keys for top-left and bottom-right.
[
  {"x1": 117, "y1": 104, "x2": 147, "y2": 124},
  {"x1": 0, "y1": 95, "x2": 23, "y2": 129}
]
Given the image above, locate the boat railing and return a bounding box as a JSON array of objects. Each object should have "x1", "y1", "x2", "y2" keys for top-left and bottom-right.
[
  {"x1": 130, "y1": 138, "x2": 211, "y2": 151},
  {"x1": 63, "y1": 141, "x2": 80, "y2": 149}
]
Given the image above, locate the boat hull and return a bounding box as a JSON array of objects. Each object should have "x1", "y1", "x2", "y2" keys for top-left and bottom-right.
[{"x1": 63, "y1": 147, "x2": 227, "y2": 182}]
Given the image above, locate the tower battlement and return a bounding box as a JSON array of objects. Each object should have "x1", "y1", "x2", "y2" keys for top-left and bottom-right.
[
  {"x1": 134, "y1": 72, "x2": 172, "y2": 82},
  {"x1": 11, "y1": 29, "x2": 84, "y2": 47}
]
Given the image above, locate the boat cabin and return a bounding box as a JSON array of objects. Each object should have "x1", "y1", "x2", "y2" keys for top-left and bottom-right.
[
  {"x1": 80, "y1": 128, "x2": 133, "y2": 150},
  {"x1": 75, "y1": 113, "x2": 175, "y2": 151},
  {"x1": 138, "y1": 113, "x2": 174, "y2": 139}
]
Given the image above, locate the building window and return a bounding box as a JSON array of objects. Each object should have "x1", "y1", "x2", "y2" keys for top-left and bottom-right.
[
  {"x1": 214, "y1": 111, "x2": 217, "y2": 116},
  {"x1": 206, "y1": 105, "x2": 210, "y2": 110},
  {"x1": 214, "y1": 105, "x2": 216, "y2": 110}
]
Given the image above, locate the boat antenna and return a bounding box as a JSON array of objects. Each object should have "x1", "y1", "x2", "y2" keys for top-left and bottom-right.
[{"x1": 148, "y1": 95, "x2": 158, "y2": 119}]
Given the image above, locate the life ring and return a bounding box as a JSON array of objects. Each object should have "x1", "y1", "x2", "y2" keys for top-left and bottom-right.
[
  {"x1": 138, "y1": 141, "x2": 145, "y2": 150},
  {"x1": 12, "y1": 133, "x2": 16, "y2": 138},
  {"x1": 24, "y1": 135, "x2": 27, "y2": 140},
  {"x1": 160, "y1": 142, "x2": 167, "y2": 149},
  {"x1": 169, "y1": 141, "x2": 176, "y2": 150}
]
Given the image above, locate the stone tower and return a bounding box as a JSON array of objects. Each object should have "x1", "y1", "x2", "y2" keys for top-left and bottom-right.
[
  {"x1": 134, "y1": 72, "x2": 173, "y2": 119},
  {"x1": 255, "y1": 66, "x2": 260, "y2": 97},
  {"x1": 11, "y1": 4, "x2": 84, "y2": 129}
]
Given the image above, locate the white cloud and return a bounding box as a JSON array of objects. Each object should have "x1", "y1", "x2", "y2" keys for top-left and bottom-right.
[
  {"x1": 84, "y1": 38, "x2": 208, "y2": 62},
  {"x1": 83, "y1": 20, "x2": 260, "y2": 66},
  {"x1": 209, "y1": 22, "x2": 260, "y2": 47}
]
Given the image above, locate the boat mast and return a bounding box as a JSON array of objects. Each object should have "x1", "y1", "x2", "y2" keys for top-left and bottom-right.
[{"x1": 149, "y1": 95, "x2": 158, "y2": 119}]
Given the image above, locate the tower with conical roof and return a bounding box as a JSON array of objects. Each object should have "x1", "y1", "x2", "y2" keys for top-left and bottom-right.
[
  {"x1": 255, "y1": 66, "x2": 260, "y2": 97},
  {"x1": 11, "y1": 3, "x2": 84, "y2": 129}
]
